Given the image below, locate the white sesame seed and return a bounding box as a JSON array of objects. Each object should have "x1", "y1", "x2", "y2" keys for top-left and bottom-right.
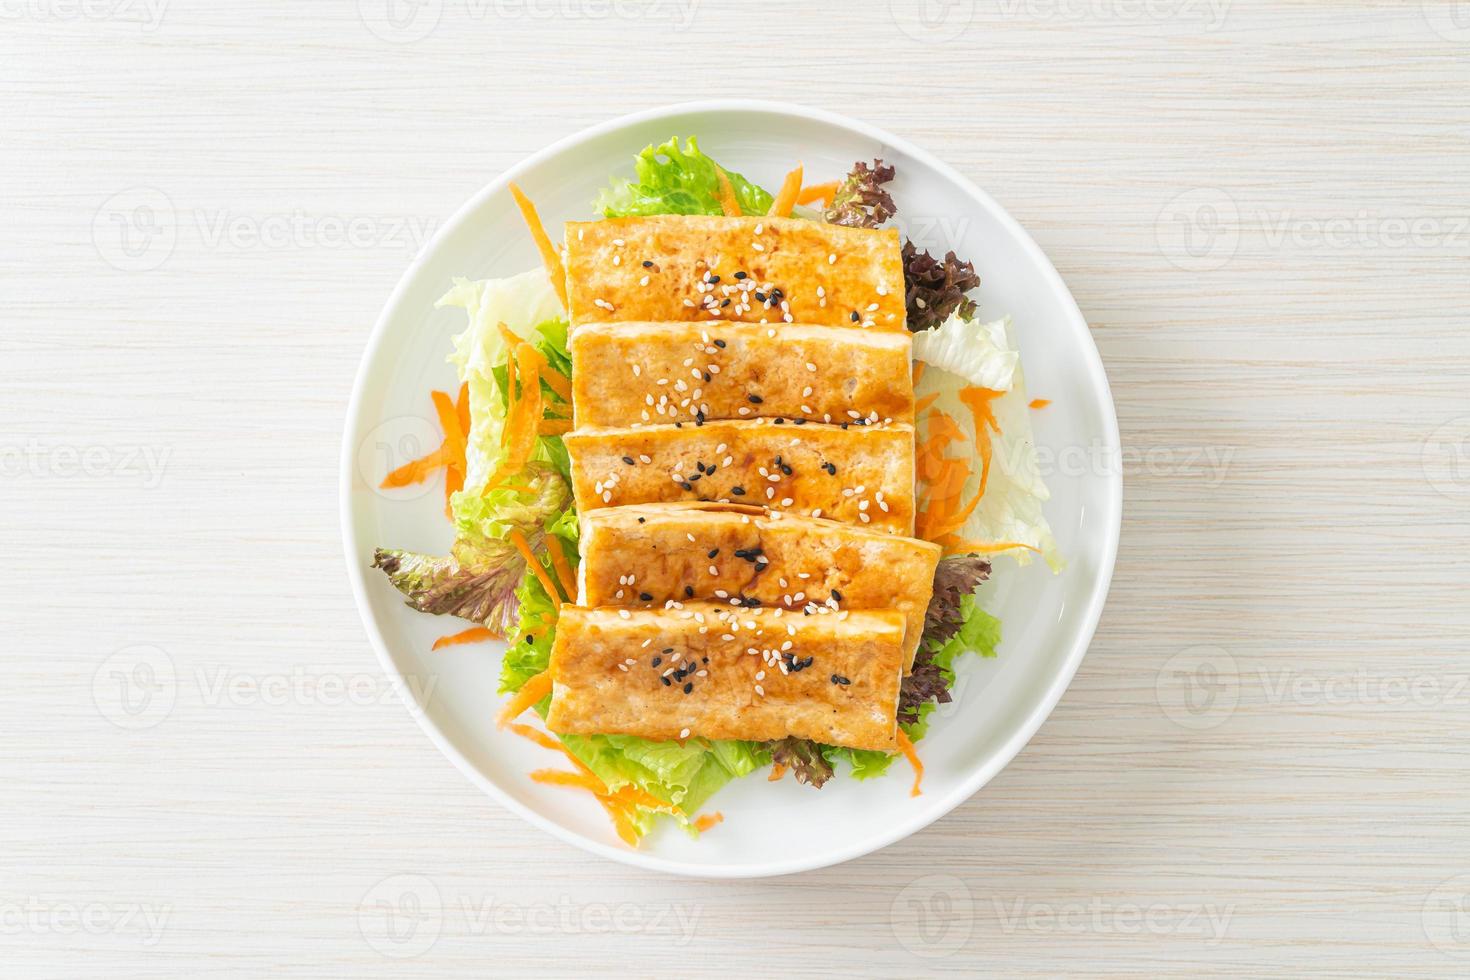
[
  {"x1": 632, "y1": 364, "x2": 641, "y2": 377},
  {"x1": 639, "y1": 454, "x2": 652, "y2": 464},
  {"x1": 709, "y1": 565, "x2": 719, "y2": 576},
  {"x1": 602, "y1": 491, "x2": 612, "y2": 503},
  {"x1": 679, "y1": 728, "x2": 690, "y2": 739},
  {"x1": 751, "y1": 242, "x2": 765, "y2": 252},
  {"x1": 755, "y1": 685, "x2": 765, "y2": 697},
  {"x1": 618, "y1": 609, "x2": 630, "y2": 620},
  {"x1": 612, "y1": 238, "x2": 625, "y2": 247},
  {"x1": 639, "y1": 275, "x2": 649, "y2": 286},
  {"x1": 828, "y1": 253, "x2": 836, "y2": 264},
  {"x1": 754, "y1": 223, "x2": 763, "y2": 234},
  {"x1": 805, "y1": 362, "x2": 816, "y2": 373},
  {"x1": 780, "y1": 497, "x2": 794, "y2": 507}
]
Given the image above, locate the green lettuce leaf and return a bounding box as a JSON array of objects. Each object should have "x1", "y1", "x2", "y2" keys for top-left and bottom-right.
[{"x1": 596, "y1": 136, "x2": 774, "y2": 218}]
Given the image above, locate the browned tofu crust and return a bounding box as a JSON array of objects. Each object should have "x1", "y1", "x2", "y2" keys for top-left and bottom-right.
[
  {"x1": 564, "y1": 419, "x2": 915, "y2": 535},
  {"x1": 564, "y1": 215, "x2": 905, "y2": 331},
  {"x1": 569, "y1": 321, "x2": 915, "y2": 428},
  {"x1": 579, "y1": 503, "x2": 940, "y2": 671},
  {"x1": 546, "y1": 603, "x2": 905, "y2": 751}
]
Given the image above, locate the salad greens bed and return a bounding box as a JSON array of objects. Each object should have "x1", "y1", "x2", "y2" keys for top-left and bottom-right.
[{"x1": 373, "y1": 136, "x2": 1057, "y2": 843}]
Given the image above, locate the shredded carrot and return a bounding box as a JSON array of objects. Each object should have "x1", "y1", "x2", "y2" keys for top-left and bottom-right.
[
  {"x1": 912, "y1": 361, "x2": 926, "y2": 387},
  {"x1": 456, "y1": 381, "x2": 470, "y2": 436},
  {"x1": 600, "y1": 798, "x2": 641, "y2": 847},
  {"x1": 545, "y1": 535, "x2": 578, "y2": 601},
  {"x1": 538, "y1": 418, "x2": 573, "y2": 436},
  {"x1": 431, "y1": 626, "x2": 498, "y2": 650},
  {"x1": 795, "y1": 180, "x2": 838, "y2": 206},
  {"x1": 496, "y1": 669, "x2": 552, "y2": 727},
  {"x1": 713, "y1": 166, "x2": 742, "y2": 217},
  {"x1": 530, "y1": 769, "x2": 605, "y2": 793},
  {"x1": 507, "y1": 183, "x2": 568, "y2": 310},
  {"x1": 483, "y1": 345, "x2": 543, "y2": 490},
  {"x1": 938, "y1": 537, "x2": 1041, "y2": 556},
  {"x1": 768, "y1": 163, "x2": 803, "y2": 217},
  {"x1": 509, "y1": 527, "x2": 565, "y2": 603},
  {"x1": 693, "y1": 812, "x2": 724, "y2": 833},
  {"x1": 913, "y1": 392, "x2": 940, "y2": 416},
  {"x1": 508, "y1": 721, "x2": 564, "y2": 753},
  {"x1": 379, "y1": 443, "x2": 453, "y2": 489},
  {"x1": 768, "y1": 762, "x2": 787, "y2": 782},
  {"x1": 498, "y1": 322, "x2": 573, "y2": 402},
  {"x1": 1030, "y1": 398, "x2": 1050, "y2": 409},
  {"x1": 895, "y1": 728, "x2": 923, "y2": 797},
  {"x1": 431, "y1": 390, "x2": 465, "y2": 461}
]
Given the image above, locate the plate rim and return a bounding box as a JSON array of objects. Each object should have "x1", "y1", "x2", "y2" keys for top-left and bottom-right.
[{"x1": 339, "y1": 98, "x2": 1122, "y2": 878}]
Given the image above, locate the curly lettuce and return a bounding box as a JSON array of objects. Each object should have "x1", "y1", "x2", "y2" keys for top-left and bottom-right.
[{"x1": 596, "y1": 136, "x2": 774, "y2": 218}]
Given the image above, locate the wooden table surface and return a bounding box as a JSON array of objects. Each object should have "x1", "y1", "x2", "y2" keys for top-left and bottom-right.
[{"x1": 6, "y1": 3, "x2": 1469, "y2": 976}]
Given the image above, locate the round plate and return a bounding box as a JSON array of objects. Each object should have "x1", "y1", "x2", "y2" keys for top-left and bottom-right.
[{"x1": 341, "y1": 100, "x2": 1120, "y2": 878}]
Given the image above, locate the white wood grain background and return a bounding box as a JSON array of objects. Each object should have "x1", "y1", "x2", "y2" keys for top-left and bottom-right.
[{"x1": 5, "y1": 1, "x2": 1470, "y2": 976}]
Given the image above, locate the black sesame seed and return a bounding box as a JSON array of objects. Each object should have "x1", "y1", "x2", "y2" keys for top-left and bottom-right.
[
  {"x1": 747, "y1": 394, "x2": 763, "y2": 404},
  {"x1": 651, "y1": 656, "x2": 662, "y2": 667},
  {"x1": 706, "y1": 465, "x2": 717, "y2": 475},
  {"x1": 774, "y1": 417, "x2": 785, "y2": 425},
  {"x1": 708, "y1": 275, "x2": 720, "y2": 284},
  {"x1": 731, "y1": 486, "x2": 745, "y2": 495},
  {"x1": 703, "y1": 373, "x2": 712, "y2": 383},
  {"x1": 525, "y1": 635, "x2": 533, "y2": 644},
  {"x1": 683, "y1": 682, "x2": 693, "y2": 694},
  {"x1": 714, "y1": 339, "x2": 726, "y2": 348},
  {"x1": 831, "y1": 589, "x2": 842, "y2": 602},
  {"x1": 780, "y1": 463, "x2": 792, "y2": 475},
  {"x1": 734, "y1": 271, "x2": 747, "y2": 280},
  {"x1": 688, "y1": 473, "x2": 700, "y2": 482},
  {"x1": 707, "y1": 548, "x2": 719, "y2": 559},
  {"x1": 663, "y1": 647, "x2": 674, "y2": 653},
  {"x1": 679, "y1": 482, "x2": 693, "y2": 491},
  {"x1": 696, "y1": 409, "x2": 706, "y2": 423},
  {"x1": 674, "y1": 421, "x2": 683, "y2": 429},
  {"x1": 637, "y1": 517, "x2": 646, "y2": 523},
  {"x1": 831, "y1": 674, "x2": 850, "y2": 685},
  {"x1": 793, "y1": 418, "x2": 806, "y2": 425},
  {"x1": 639, "y1": 592, "x2": 653, "y2": 601},
  {"x1": 702, "y1": 656, "x2": 709, "y2": 664},
  {"x1": 721, "y1": 298, "x2": 730, "y2": 307},
  {"x1": 661, "y1": 676, "x2": 672, "y2": 686},
  {"x1": 753, "y1": 291, "x2": 767, "y2": 302},
  {"x1": 684, "y1": 586, "x2": 694, "y2": 598},
  {"x1": 622, "y1": 456, "x2": 635, "y2": 465},
  {"x1": 850, "y1": 311, "x2": 860, "y2": 322},
  {"x1": 824, "y1": 462, "x2": 837, "y2": 475},
  {"x1": 642, "y1": 260, "x2": 653, "y2": 267}
]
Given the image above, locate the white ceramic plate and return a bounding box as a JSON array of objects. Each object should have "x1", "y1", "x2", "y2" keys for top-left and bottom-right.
[{"x1": 341, "y1": 100, "x2": 1120, "y2": 878}]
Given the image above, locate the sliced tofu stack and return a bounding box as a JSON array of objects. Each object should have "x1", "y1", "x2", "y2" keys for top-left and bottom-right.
[
  {"x1": 548, "y1": 213, "x2": 934, "y2": 752},
  {"x1": 546, "y1": 603, "x2": 907, "y2": 752},
  {"x1": 569, "y1": 321, "x2": 915, "y2": 427},
  {"x1": 577, "y1": 503, "x2": 940, "y2": 671},
  {"x1": 563, "y1": 418, "x2": 916, "y2": 535},
  {"x1": 563, "y1": 215, "x2": 906, "y2": 330}
]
